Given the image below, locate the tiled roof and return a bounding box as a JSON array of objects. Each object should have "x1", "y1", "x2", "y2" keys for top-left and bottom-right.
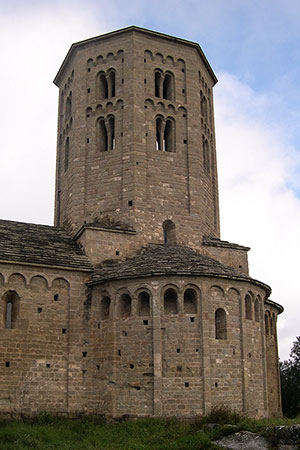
[
  {"x1": 0, "y1": 219, "x2": 92, "y2": 271},
  {"x1": 203, "y1": 236, "x2": 250, "y2": 251},
  {"x1": 89, "y1": 244, "x2": 271, "y2": 295}
]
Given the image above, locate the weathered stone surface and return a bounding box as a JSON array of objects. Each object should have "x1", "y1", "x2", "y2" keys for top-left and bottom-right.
[{"x1": 215, "y1": 431, "x2": 270, "y2": 450}]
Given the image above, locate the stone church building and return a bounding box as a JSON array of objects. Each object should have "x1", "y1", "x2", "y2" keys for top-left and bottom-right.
[{"x1": 0, "y1": 26, "x2": 282, "y2": 418}]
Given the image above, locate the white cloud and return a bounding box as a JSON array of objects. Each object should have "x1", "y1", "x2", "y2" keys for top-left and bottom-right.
[{"x1": 215, "y1": 73, "x2": 300, "y2": 360}]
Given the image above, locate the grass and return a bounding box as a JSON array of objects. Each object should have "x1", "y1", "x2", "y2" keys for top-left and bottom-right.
[{"x1": 0, "y1": 409, "x2": 299, "y2": 450}]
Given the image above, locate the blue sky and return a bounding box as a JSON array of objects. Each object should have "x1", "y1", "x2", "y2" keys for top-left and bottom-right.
[{"x1": 0, "y1": 0, "x2": 299, "y2": 359}]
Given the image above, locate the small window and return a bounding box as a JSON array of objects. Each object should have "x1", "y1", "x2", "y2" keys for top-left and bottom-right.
[
  {"x1": 163, "y1": 73, "x2": 174, "y2": 100},
  {"x1": 101, "y1": 296, "x2": 111, "y2": 319},
  {"x1": 184, "y1": 288, "x2": 197, "y2": 314},
  {"x1": 155, "y1": 71, "x2": 162, "y2": 97},
  {"x1": 64, "y1": 137, "x2": 69, "y2": 172},
  {"x1": 162, "y1": 220, "x2": 176, "y2": 245},
  {"x1": 245, "y1": 295, "x2": 252, "y2": 320},
  {"x1": 164, "y1": 288, "x2": 178, "y2": 314},
  {"x1": 119, "y1": 293, "x2": 132, "y2": 318},
  {"x1": 3, "y1": 291, "x2": 20, "y2": 329},
  {"x1": 254, "y1": 299, "x2": 259, "y2": 322},
  {"x1": 202, "y1": 136, "x2": 210, "y2": 173},
  {"x1": 138, "y1": 291, "x2": 150, "y2": 316},
  {"x1": 215, "y1": 308, "x2": 227, "y2": 339},
  {"x1": 98, "y1": 72, "x2": 108, "y2": 99},
  {"x1": 97, "y1": 118, "x2": 108, "y2": 152},
  {"x1": 109, "y1": 70, "x2": 116, "y2": 97}
]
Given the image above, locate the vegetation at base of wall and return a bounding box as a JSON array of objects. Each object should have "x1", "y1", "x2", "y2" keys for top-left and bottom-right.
[
  {"x1": 280, "y1": 336, "x2": 300, "y2": 418},
  {"x1": 0, "y1": 408, "x2": 299, "y2": 450}
]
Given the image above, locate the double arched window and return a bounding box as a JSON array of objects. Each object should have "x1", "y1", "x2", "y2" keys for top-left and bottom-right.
[
  {"x1": 97, "y1": 69, "x2": 116, "y2": 100},
  {"x1": 154, "y1": 70, "x2": 174, "y2": 100},
  {"x1": 156, "y1": 117, "x2": 175, "y2": 152},
  {"x1": 97, "y1": 116, "x2": 115, "y2": 151}
]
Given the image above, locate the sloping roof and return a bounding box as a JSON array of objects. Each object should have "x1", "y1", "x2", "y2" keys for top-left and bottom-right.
[
  {"x1": 0, "y1": 219, "x2": 92, "y2": 271},
  {"x1": 54, "y1": 25, "x2": 217, "y2": 86},
  {"x1": 89, "y1": 244, "x2": 271, "y2": 295},
  {"x1": 203, "y1": 236, "x2": 250, "y2": 251}
]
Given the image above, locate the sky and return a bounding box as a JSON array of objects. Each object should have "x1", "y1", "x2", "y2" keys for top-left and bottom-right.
[{"x1": 0, "y1": 0, "x2": 299, "y2": 360}]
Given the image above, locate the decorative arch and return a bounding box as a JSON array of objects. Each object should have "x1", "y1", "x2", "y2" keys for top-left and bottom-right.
[
  {"x1": 8, "y1": 273, "x2": 26, "y2": 288},
  {"x1": 254, "y1": 298, "x2": 260, "y2": 322},
  {"x1": 215, "y1": 308, "x2": 227, "y2": 339},
  {"x1": 29, "y1": 275, "x2": 48, "y2": 291}
]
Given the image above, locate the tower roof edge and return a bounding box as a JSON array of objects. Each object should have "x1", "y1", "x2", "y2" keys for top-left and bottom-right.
[{"x1": 53, "y1": 25, "x2": 218, "y2": 87}]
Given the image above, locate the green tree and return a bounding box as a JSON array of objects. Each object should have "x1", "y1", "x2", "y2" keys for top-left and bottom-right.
[{"x1": 280, "y1": 336, "x2": 300, "y2": 417}]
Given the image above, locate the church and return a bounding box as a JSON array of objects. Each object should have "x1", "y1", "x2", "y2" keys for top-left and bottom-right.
[{"x1": 0, "y1": 26, "x2": 282, "y2": 418}]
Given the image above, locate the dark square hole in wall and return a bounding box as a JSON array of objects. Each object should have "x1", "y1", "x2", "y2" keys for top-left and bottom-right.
[
  {"x1": 196, "y1": 348, "x2": 199, "y2": 352},
  {"x1": 82, "y1": 352, "x2": 87, "y2": 357},
  {"x1": 5, "y1": 361, "x2": 10, "y2": 368},
  {"x1": 136, "y1": 161, "x2": 139, "y2": 165},
  {"x1": 177, "y1": 366, "x2": 182, "y2": 372},
  {"x1": 145, "y1": 132, "x2": 148, "y2": 136},
  {"x1": 177, "y1": 348, "x2": 180, "y2": 353},
  {"x1": 86, "y1": 114, "x2": 90, "y2": 118},
  {"x1": 183, "y1": 139, "x2": 187, "y2": 144},
  {"x1": 185, "y1": 382, "x2": 189, "y2": 387},
  {"x1": 122, "y1": 331, "x2": 127, "y2": 336},
  {"x1": 96, "y1": 364, "x2": 100, "y2": 370},
  {"x1": 121, "y1": 132, "x2": 123, "y2": 136},
  {"x1": 144, "y1": 105, "x2": 147, "y2": 109},
  {"x1": 144, "y1": 79, "x2": 147, "y2": 84},
  {"x1": 233, "y1": 348, "x2": 236, "y2": 355},
  {"x1": 116, "y1": 250, "x2": 120, "y2": 256},
  {"x1": 130, "y1": 364, "x2": 134, "y2": 369},
  {"x1": 62, "y1": 328, "x2": 67, "y2": 334},
  {"x1": 88, "y1": 68, "x2": 91, "y2": 72},
  {"x1": 215, "y1": 382, "x2": 218, "y2": 387},
  {"x1": 87, "y1": 88, "x2": 91, "y2": 93},
  {"x1": 122, "y1": 78, "x2": 124, "y2": 84},
  {"x1": 183, "y1": 114, "x2": 186, "y2": 117},
  {"x1": 249, "y1": 352, "x2": 251, "y2": 358},
  {"x1": 143, "y1": 320, "x2": 148, "y2": 325},
  {"x1": 182, "y1": 68, "x2": 185, "y2": 73},
  {"x1": 97, "y1": 322, "x2": 101, "y2": 329},
  {"x1": 82, "y1": 369, "x2": 87, "y2": 375},
  {"x1": 118, "y1": 350, "x2": 121, "y2": 356},
  {"x1": 46, "y1": 363, "x2": 51, "y2": 368},
  {"x1": 122, "y1": 58, "x2": 124, "y2": 62},
  {"x1": 128, "y1": 200, "x2": 133, "y2": 207},
  {"x1": 121, "y1": 105, "x2": 124, "y2": 109},
  {"x1": 37, "y1": 307, "x2": 42, "y2": 313},
  {"x1": 144, "y1": 58, "x2": 146, "y2": 62},
  {"x1": 54, "y1": 294, "x2": 59, "y2": 301},
  {"x1": 190, "y1": 317, "x2": 195, "y2": 323},
  {"x1": 182, "y1": 89, "x2": 185, "y2": 93},
  {"x1": 87, "y1": 138, "x2": 90, "y2": 143}
]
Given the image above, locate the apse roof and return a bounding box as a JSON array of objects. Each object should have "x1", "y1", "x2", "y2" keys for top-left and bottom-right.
[{"x1": 89, "y1": 244, "x2": 271, "y2": 295}]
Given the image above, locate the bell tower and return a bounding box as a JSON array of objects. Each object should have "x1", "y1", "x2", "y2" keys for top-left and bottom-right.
[{"x1": 54, "y1": 27, "x2": 220, "y2": 259}]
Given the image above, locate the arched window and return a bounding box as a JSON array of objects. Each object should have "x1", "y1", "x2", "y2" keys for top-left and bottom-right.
[
  {"x1": 98, "y1": 118, "x2": 108, "y2": 152},
  {"x1": 119, "y1": 293, "x2": 132, "y2": 318},
  {"x1": 155, "y1": 71, "x2": 162, "y2": 97},
  {"x1": 200, "y1": 91, "x2": 208, "y2": 121},
  {"x1": 3, "y1": 291, "x2": 19, "y2": 329},
  {"x1": 98, "y1": 72, "x2": 108, "y2": 99},
  {"x1": 184, "y1": 288, "x2": 197, "y2": 314},
  {"x1": 254, "y1": 299, "x2": 259, "y2": 322},
  {"x1": 163, "y1": 73, "x2": 174, "y2": 100},
  {"x1": 156, "y1": 117, "x2": 175, "y2": 152},
  {"x1": 245, "y1": 295, "x2": 252, "y2": 320},
  {"x1": 202, "y1": 136, "x2": 210, "y2": 172},
  {"x1": 66, "y1": 92, "x2": 72, "y2": 118},
  {"x1": 162, "y1": 220, "x2": 176, "y2": 245},
  {"x1": 215, "y1": 308, "x2": 227, "y2": 339},
  {"x1": 64, "y1": 137, "x2": 69, "y2": 172},
  {"x1": 270, "y1": 315, "x2": 274, "y2": 336},
  {"x1": 156, "y1": 117, "x2": 163, "y2": 150},
  {"x1": 138, "y1": 291, "x2": 150, "y2": 316},
  {"x1": 164, "y1": 288, "x2": 178, "y2": 314},
  {"x1": 164, "y1": 119, "x2": 174, "y2": 152},
  {"x1": 265, "y1": 313, "x2": 269, "y2": 335},
  {"x1": 108, "y1": 70, "x2": 116, "y2": 97},
  {"x1": 107, "y1": 116, "x2": 115, "y2": 150},
  {"x1": 100, "y1": 296, "x2": 111, "y2": 319}
]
